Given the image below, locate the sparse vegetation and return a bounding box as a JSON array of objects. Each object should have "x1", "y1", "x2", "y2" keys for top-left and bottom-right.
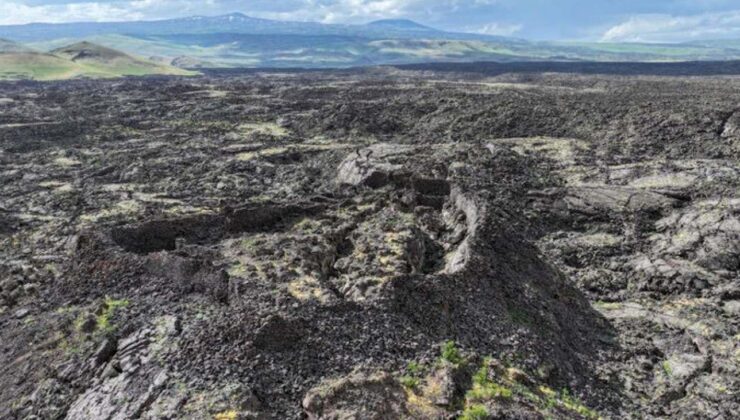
[
  {"x1": 79, "y1": 200, "x2": 144, "y2": 223},
  {"x1": 559, "y1": 389, "x2": 600, "y2": 419},
  {"x1": 238, "y1": 122, "x2": 290, "y2": 138},
  {"x1": 594, "y1": 301, "x2": 622, "y2": 310},
  {"x1": 407, "y1": 361, "x2": 422, "y2": 375},
  {"x1": 662, "y1": 360, "x2": 673, "y2": 376},
  {"x1": 459, "y1": 403, "x2": 488, "y2": 420},
  {"x1": 400, "y1": 376, "x2": 420, "y2": 389},
  {"x1": 236, "y1": 146, "x2": 289, "y2": 161},
  {"x1": 240, "y1": 237, "x2": 260, "y2": 251},
  {"x1": 294, "y1": 218, "x2": 322, "y2": 232},
  {"x1": 441, "y1": 340, "x2": 464, "y2": 365},
  {"x1": 400, "y1": 361, "x2": 424, "y2": 389},
  {"x1": 213, "y1": 410, "x2": 239, "y2": 420},
  {"x1": 467, "y1": 360, "x2": 513, "y2": 402},
  {"x1": 96, "y1": 296, "x2": 130, "y2": 333},
  {"x1": 533, "y1": 386, "x2": 600, "y2": 419}
]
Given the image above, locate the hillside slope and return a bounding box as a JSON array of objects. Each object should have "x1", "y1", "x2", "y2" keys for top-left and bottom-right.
[
  {"x1": 0, "y1": 52, "x2": 83, "y2": 80},
  {"x1": 0, "y1": 41, "x2": 196, "y2": 80},
  {"x1": 0, "y1": 38, "x2": 34, "y2": 53}
]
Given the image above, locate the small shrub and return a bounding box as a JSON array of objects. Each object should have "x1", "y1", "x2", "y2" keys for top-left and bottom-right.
[
  {"x1": 441, "y1": 340, "x2": 463, "y2": 365},
  {"x1": 661, "y1": 360, "x2": 673, "y2": 376},
  {"x1": 472, "y1": 359, "x2": 491, "y2": 384},
  {"x1": 407, "y1": 361, "x2": 422, "y2": 375},
  {"x1": 400, "y1": 376, "x2": 420, "y2": 389}
]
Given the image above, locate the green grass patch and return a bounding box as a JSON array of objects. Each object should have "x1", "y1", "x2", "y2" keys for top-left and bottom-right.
[{"x1": 459, "y1": 403, "x2": 488, "y2": 420}]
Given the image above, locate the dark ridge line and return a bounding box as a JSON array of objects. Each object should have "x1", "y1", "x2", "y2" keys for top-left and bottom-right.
[
  {"x1": 195, "y1": 60, "x2": 740, "y2": 77},
  {"x1": 392, "y1": 60, "x2": 740, "y2": 77}
]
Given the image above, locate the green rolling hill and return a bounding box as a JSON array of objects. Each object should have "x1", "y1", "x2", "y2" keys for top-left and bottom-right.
[{"x1": 0, "y1": 41, "x2": 196, "y2": 81}]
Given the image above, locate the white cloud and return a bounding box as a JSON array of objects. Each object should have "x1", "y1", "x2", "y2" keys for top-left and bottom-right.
[
  {"x1": 0, "y1": 0, "x2": 475, "y2": 26},
  {"x1": 602, "y1": 10, "x2": 740, "y2": 42},
  {"x1": 0, "y1": 0, "x2": 183, "y2": 25},
  {"x1": 474, "y1": 22, "x2": 522, "y2": 36},
  {"x1": 0, "y1": 0, "x2": 221, "y2": 25},
  {"x1": 260, "y1": 0, "x2": 431, "y2": 24}
]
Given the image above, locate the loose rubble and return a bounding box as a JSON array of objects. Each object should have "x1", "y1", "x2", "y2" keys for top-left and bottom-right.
[{"x1": 0, "y1": 67, "x2": 738, "y2": 419}]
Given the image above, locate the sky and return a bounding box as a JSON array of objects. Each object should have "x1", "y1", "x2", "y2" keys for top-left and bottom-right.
[{"x1": 2, "y1": 0, "x2": 740, "y2": 42}]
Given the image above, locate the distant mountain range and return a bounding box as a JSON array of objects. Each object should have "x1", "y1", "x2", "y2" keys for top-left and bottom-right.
[
  {"x1": 0, "y1": 13, "x2": 512, "y2": 43},
  {"x1": 1, "y1": 13, "x2": 740, "y2": 71}
]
